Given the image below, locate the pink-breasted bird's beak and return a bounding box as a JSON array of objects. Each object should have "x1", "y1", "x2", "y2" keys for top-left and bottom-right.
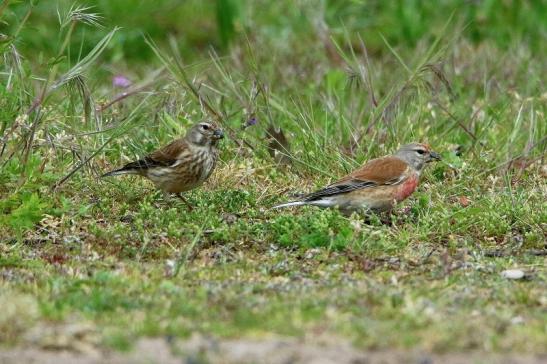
[{"x1": 429, "y1": 151, "x2": 441, "y2": 161}]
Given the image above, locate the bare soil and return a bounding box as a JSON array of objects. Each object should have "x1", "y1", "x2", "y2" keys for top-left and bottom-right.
[{"x1": 1, "y1": 336, "x2": 545, "y2": 364}]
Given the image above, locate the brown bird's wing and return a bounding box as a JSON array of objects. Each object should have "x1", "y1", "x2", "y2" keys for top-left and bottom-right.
[
  {"x1": 303, "y1": 156, "x2": 410, "y2": 201},
  {"x1": 119, "y1": 139, "x2": 187, "y2": 171}
]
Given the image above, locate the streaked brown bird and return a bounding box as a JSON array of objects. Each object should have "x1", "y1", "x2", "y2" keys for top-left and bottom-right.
[
  {"x1": 273, "y1": 143, "x2": 441, "y2": 214},
  {"x1": 102, "y1": 121, "x2": 224, "y2": 208}
]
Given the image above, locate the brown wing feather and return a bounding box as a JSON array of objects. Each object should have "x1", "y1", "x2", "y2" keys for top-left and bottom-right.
[
  {"x1": 116, "y1": 139, "x2": 188, "y2": 172},
  {"x1": 147, "y1": 138, "x2": 188, "y2": 166},
  {"x1": 337, "y1": 156, "x2": 409, "y2": 185},
  {"x1": 303, "y1": 156, "x2": 409, "y2": 201}
]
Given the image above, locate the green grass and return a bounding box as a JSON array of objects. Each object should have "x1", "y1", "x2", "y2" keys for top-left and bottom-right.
[{"x1": 0, "y1": 0, "x2": 546, "y2": 355}]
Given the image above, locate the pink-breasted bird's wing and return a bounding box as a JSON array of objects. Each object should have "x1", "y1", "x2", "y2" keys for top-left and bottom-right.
[{"x1": 302, "y1": 156, "x2": 410, "y2": 201}]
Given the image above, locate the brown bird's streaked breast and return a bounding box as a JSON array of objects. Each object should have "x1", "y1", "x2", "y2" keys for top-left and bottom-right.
[{"x1": 145, "y1": 146, "x2": 218, "y2": 194}]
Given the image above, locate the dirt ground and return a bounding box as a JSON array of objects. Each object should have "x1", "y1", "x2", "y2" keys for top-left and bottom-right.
[{"x1": 1, "y1": 335, "x2": 545, "y2": 364}]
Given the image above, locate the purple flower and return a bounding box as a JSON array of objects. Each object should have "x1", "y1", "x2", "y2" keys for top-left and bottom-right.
[
  {"x1": 112, "y1": 75, "x2": 131, "y2": 88},
  {"x1": 245, "y1": 117, "x2": 257, "y2": 127}
]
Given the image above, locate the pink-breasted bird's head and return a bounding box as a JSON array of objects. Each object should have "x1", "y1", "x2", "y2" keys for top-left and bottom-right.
[{"x1": 395, "y1": 143, "x2": 441, "y2": 172}]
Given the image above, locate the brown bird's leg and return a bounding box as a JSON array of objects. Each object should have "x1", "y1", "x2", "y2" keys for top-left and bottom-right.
[
  {"x1": 161, "y1": 191, "x2": 175, "y2": 207},
  {"x1": 176, "y1": 193, "x2": 193, "y2": 211}
]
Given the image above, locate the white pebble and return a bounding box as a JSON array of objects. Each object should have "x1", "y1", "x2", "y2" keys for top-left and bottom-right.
[{"x1": 501, "y1": 269, "x2": 525, "y2": 279}]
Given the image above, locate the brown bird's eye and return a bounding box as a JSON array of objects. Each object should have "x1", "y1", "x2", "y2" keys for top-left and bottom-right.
[
  {"x1": 201, "y1": 124, "x2": 209, "y2": 130},
  {"x1": 416, "y1": 149, "x2": 425, "y2": 155}
]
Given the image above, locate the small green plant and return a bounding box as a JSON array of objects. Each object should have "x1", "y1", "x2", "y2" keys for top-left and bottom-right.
[{"x1": 3, "y1": 192, "x2": 47, "y2": 233}]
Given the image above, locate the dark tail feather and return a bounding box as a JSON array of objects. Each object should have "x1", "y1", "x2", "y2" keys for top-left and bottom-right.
[
  {"x1": 101, "y1": 167, "x2": 138, "y2": 178},
  {"x1": 102, "y1": 159, "x2": 152, "y2": 178}
]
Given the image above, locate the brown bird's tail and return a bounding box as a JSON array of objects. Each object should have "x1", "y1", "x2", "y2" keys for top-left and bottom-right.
[
  {"x1": 101, "y1": 167, "x2": 139, "y2": 178},
  {"x1": 102, "y1": 159, "x2": 150, "y2": 178}
]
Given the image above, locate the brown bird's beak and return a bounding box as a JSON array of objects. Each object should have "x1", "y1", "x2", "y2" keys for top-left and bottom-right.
[
  {"x1": 429, "y1": 151, "x2": 441, "y2": 161},
  {"x1": 213, "y1": 129, "x2": 224, "y2": 139}
]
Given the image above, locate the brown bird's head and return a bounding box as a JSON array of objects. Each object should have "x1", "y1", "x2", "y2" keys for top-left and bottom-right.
[
  {"x1": 186, "y1": 121, "x2": 224, "y2": 147},
  {"x1": 395, "y1": 143, "x2": 441, "y2": 172}
]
